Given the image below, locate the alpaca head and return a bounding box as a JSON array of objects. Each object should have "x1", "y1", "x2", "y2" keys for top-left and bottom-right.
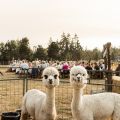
[
  {"x1": 42, "y1": 67, "x2": 59, "y2": 88},
  {"x1": 70, "y1": 66, "x2": 88, "y2": 89}
]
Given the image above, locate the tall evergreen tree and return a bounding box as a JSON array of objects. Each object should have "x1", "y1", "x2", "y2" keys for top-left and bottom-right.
[
  {"x1": 18, "y1": 37, "x2": 32, "y2": 60},
  {"x1": 33, "y1": 45, "x2": 47, "y2": 60},
  {"x1": 48, "y1": 42, "x2": 59, "y2": 60},
  {"x1": 59, "y1": 33, "x2": 71, "y2": 60}
]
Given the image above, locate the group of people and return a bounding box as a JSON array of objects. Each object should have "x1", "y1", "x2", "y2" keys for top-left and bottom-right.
[
  {"x1": 9, "y1": 60, "x2": 102, "y2": 78},
  {"x1": 8, "y1": 60, "x2": 71, "y2": 78},
  {"x1": 8, "y1": 59, "x2": 120, "y2": 78}
]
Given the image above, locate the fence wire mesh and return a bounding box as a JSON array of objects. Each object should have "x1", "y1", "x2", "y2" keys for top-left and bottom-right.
[{"x1": 0, "y1": 66, "x2": 120, "y2": 119}]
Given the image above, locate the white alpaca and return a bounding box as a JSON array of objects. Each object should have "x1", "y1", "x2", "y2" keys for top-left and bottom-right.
[
  {"x1": 70, "y1": 66, "x2": 120, "y2": 120},
  {"x1": 21, "y1": 67, "x2": 59, "y2": 120}
]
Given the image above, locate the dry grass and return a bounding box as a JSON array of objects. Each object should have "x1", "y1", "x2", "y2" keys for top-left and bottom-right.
[{"x1": 0, "y1": 67, "x2": 106, "y2": 120}]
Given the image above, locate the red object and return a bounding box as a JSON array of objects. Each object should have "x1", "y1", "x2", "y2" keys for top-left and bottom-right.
[{"x1": 62, "y1": 64, "x2": 69, "y2": 70}]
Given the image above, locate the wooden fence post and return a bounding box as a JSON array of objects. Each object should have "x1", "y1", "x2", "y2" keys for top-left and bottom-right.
[{"x1": 103, "y1": 42, "x2": 112, "y2": 92}]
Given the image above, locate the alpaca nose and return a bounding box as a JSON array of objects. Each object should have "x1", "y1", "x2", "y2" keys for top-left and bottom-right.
[
  {"x1": 77, "y1": 77, "x2": 81, "y2": 81},
  {"x1": 49, "y1": 79, "x2": 53, "y2": 84}
]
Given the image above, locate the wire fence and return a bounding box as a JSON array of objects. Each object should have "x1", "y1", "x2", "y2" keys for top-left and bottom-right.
[{"x1": 0, "y1": 67, "x2": 120, "y2": 119}]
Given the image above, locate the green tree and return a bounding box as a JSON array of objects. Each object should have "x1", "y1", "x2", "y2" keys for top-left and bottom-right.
[
  {"x1": 82, "y1": 47, "x2": 101, "y2": 60},
  {"x1": 0, "y1": 43, "x2": 5, "y2": 64},
  {"x1": 59, "y1": 33, "x2": 71, "y2": 60},
  {"x1": 111, "y1": 47, "x2": 120, "y2": 60},
  {"x1": 71, "y1": 34, "x2": 82, "y2": 60},
  {"x1": 47, "y1": 42, "x2": 59, "y2": 60},
  {"x1": 92, "y1": 48, "x2": 101, "y2": 60},
  {"x1": 4, "y1": 40, "x2": 19, "y2": 61},
  {"x1": 18, "y1": 37, "x2": 32, "y2": 60},
  {"x1": 81, "y1": 49, "x2": 92, "y2": 60},
  {"x1": 33, "y1": 45, "x2": 47, "y2": 60}
]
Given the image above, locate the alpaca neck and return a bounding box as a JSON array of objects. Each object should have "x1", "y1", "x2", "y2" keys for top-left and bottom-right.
[
  {"x1": 72, "y1": 88, "x2": 83, "y2": 110},
  {"x1": 46, "y1": 88, "x2": 56, "y2": 112}
]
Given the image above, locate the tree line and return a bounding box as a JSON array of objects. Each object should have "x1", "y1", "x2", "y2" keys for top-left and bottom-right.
[{"x1": 0, "y1": 33, "x2": 120, "y2": 64}]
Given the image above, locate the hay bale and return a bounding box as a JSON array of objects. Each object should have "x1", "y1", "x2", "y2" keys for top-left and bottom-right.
[{"x1": 112, "y1": 76, "x2": 120, "y2": 93}]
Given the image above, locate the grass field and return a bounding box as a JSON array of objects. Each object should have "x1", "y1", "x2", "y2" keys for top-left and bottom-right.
[{"x1": 0, "y1": 67, "x2": 106, "y2": 120}]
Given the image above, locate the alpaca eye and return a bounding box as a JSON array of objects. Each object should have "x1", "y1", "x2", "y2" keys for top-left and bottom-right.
[
  {"x1": 72, "y1": 74, "x2": 74, "y2": 76},
  {"x1": 76, "y1": 74, "x2": 79, "y2": 76},
  {"x1": 44, "y1": 75, "x2": 48, "y2": 79},
  {"x1": 54, "y1": 75, "x2": 57, "y2": 79},
  {"x1": 83, "y1": 74, "x2": 85, "y2": 76}
]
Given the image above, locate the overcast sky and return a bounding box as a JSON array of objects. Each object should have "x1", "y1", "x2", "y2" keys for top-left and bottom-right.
[{"x1": 0, "y1": 0, "x2": 120, "y2": 50}]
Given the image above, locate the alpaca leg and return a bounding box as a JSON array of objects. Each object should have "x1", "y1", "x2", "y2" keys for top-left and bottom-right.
[
  {"x1": 30, "y1": 116, "x2": 35, "y2": 120},
  {"x1": 112, "y1": 113, "x2": 120, "y2": 120},
  {"x1": 80, "y1": 115, "x2": 93, "y2": 120},
  {"x1": 112, "y1": 104, "x2": 120, "y2": 120},
  {"x1": 82, "y1": 118, "x2": 93, "y2": 120},
  {"x1": 21, "y1": 106, "x2": 28, "y2": 120},
  {"x1": 21, "y1": 113, "x2": 28, "y2": 120},
  {"x1": 112, "y1": 111, "x2": 120, "y2": 120}
]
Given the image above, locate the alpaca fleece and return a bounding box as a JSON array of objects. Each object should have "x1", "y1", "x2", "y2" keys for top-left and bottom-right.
[
  {"x1": 70, "y1": 66, "x2": 120, "y2": 120},
  {"x1": 21, "y1": 67, "x2": 59, "y2": 120}
]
